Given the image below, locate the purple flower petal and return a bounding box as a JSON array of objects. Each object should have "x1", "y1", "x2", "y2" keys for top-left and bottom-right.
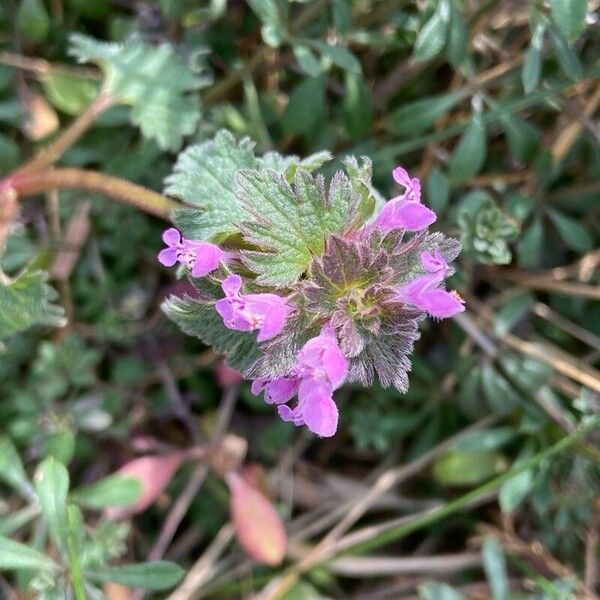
[
  {"x1": 420, "y1": 250, "x2": 447, "y2": 274},
  {"x1": 191, "y1": 242, "x2": 224, "y2": 277},
  {"x1": 298, "y1": 379, "x2": 338, "y2": 437},
  {"x1": 375, "y1": 198, "x2": 436, "y2": 233},
  {"x1": 278, "y1": 404, "x2": 304, "y2": 426},
  {"x1": 251, "y1": 378, "x2": 269, "y2": 396},
  {"x1": 419, "y1": 289, "x2": 465, "y2": 318},
  {"x1": 256, "y1": 303, "x2": 290, "y2": 342},
  {"x1": 392, "y1": 202, "x2": 437, "y2": 231},
  {"x1": 264, "y1": 377, "x2": 299, "y2": 404},
  {"x1": 296, "y1": 331, "x2": 348, "y2": 389},
  {"x1": 162, "y1": 228, "x2": 181, "y2": 246},
  {"x1": 158, "y1": 247, "x2": 179, "y2": 267},
  {"x1": 222, "y1": 274, "x2": 243, "y2": 297},
  {"x1": 392, "y1": 166, "x2": 421, "y2": 202}
]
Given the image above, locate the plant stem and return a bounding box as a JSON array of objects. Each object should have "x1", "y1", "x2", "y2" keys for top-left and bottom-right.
[
  {"x1": 336, "y1": 417, "x2": 599, "y2": 558},
  {"x1": 17, "y1": 93, "x2": 114, "y2": 176},
  {"x1": 12, "y1": 168, "x2": 177, "y2": 220},
  {"x1": 257, "y1": 417, "x2": 599, "y2": 600}
]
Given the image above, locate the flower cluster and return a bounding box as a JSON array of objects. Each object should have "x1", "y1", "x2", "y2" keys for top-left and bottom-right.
[{"x1": 160, "y1": 166, "x2": 463, "y2": 437}]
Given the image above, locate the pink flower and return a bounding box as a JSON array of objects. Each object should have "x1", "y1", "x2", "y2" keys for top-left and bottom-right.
[
  {"x1": 215, "y1": 274, "x2": 291, "y2": 342},
  {"x1": 158, "y1": 228, "x2": 224, "y2": 278},
  {"x1": 374, "y1": 166, "x2": 437, "y2": 233},
  {"x1": 252, "y1": 329, "x2": 348, "y2": 437},
  {"x1": 394, "y1": 250, "x2": 465, "y2": 319}
]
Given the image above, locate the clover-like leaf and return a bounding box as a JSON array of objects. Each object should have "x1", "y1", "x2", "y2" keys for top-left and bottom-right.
[
  {"x1": 69, "y1": 33, "x2": 201, "y2": 151},
  {"x1": 0, "y1": 268, "x2": 66, "y2": 341}
]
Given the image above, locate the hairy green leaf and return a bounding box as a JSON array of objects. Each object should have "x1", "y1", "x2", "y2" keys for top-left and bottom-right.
[
  {"x1": 0, "y1": 268, "x2": 66, "y2": 341},
  {"x1": 167, "y1": 130, "x2": 258, "y2": 240},
  {"x1": 239, "y1": 169, "x2": 356, "y2": 285},
  {"x1": 69, "y1": 33, "x2": 201, "y2": 150}
]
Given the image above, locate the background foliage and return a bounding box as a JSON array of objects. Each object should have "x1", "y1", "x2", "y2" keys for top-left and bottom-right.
[{"x1": 0, "y1": 0, "x2": 599, "y2": 598}]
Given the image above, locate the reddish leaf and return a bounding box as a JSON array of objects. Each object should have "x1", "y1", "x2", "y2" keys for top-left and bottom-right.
[
  {"x1": 226, "y1": 472, "x2": 287, "y2": 565},
  {"x1": 105, "y1": 452, "x2": 186, "y2": 519}
]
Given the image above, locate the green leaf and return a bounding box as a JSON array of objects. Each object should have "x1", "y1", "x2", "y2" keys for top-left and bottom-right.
[
  {"x1": 34, "y1": 457, "x2": 70, "y2": 552},
  {"x1": 0, "y1": 505, "x2": 41, "y2": 536},
  {"x1": 494, "y1": 293, "x2": 535, "y2": 336},
  {"x1": 41, "y1": 73, "x2": 99, "y2": 116},
  {"x1": 17, "y1": 0, "x2": 50, "y2": 44},
  {"x1": 516, "y1": 216, "x2": 544, "y2": 267},
  {"x1": 499, "y1": 112, "x2": 540, "y2": 163},
  {"x1": 0, "y1": 535, "x2": 58, "y2": 572},
  {"x1": 432, "y1": 450, "x2": 507, "y2": 487},
  {"x1": 550, "y1": 0, "x2": 587, "y2": 42},
  {"x1": 499, "y1": 467, "x2": 534, "y2": 512},
  {"x1": 167, "y1": 130, "x2": 258, "y2": 240},
  {"x1": 162, "y1": 294, "x2": 261, "y2": 373},
  {"x1": 86, "y1": 561, "x2": 185, "y2": 590},
  {"x1": 419, "y1": 582, "x2": 466, "y2": 600},
  {"x1": 389, "y1": 90, "x2": 467, "y2": 136},
  {"x1": 69, "y1": 34, "x2": 201, "y2": 150},
  {"x1": 248, "y1": 0, "x2": 285, "y2": 47},
  {"x1": 0, "y1": 268, "x2": 66, "y2": 341},
  {"x1": 522, "y1": 25, "x2": 545, "y2": 95},
  {"x1": 549, "y1": 28, "x2": 583, "y2": 79},
  {"x1": 482, "y1": 538, "x2": 510, "y2": 600},
  {"x1": 426, "y1": 167, "x2": 450, "y2": 214},
  {"x1": 293, "y1": 44, "x2": 322, "y2": 77},
  {"x1": 454, "y1": 427, "x2": 516, "y2": 452},
  {"x1": 0, "y1": 436, "x2": 33, "y2": 497},
  {"x1": 309, "y1": 41, "x2": 361, "y2": 74},
  {"x1": 342, "y1": 73, "x2": 373, "y2": 138},
  {"x1": 70, "y1": 474, "x2": 142, "y2": 509},
  {"x1": 282, "y1": 76, "x2": 327, "y2": 136},
  {"x1": 547, "y1": 208, "x2": 593, "y2": 252},
  {"x1": 414, "y1": 0, "x2": 451, "y2": 62},
  {"x1": 238, "y1": 169, "x2": 355, "y2": 285},
  {"x1": 446, "y1": 3, "x2": 469, "y2": 68},
  {"x1": 448, "y1": 111, "x2": 487, "y2": 183}
]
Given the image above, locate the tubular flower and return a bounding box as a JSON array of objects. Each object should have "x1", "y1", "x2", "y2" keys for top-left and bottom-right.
[
  {"x1": 394, "y1": 250, "x2": 465, "y2": 319},
  {"x1": 216, "y1": 274, "x2": 291, "y2": 342},
  {"x1": 158, "y1": 228, "x2": 225, "y2": 278},
  {"x1": 374, "y1": 166, "x2": 437, "y2": 232},
  {"x1": 252, "y1": 329, "x2": 348, "y2": 437}
]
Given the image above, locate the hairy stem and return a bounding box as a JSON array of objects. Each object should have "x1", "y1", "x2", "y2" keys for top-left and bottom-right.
[
  {"x1": 12, "y1": 168, "x2": 177, "y2": 220},
  {"x1": 17, "y1": 93, "x2": 114, "y2": 176}
]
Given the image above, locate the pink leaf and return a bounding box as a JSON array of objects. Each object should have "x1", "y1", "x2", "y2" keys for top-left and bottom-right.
[
  {"x1": 105, "y1": 452, "x2": 186, "y2": 519},
  {"x1": 226, "y1": 472, "x2": 287, "y2": 565}
]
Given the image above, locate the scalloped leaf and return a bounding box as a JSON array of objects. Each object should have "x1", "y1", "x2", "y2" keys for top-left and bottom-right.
[
  {"x1": 166, "y1": 130, "x2": 333, "y2": 241},
  {"x1": 166, "y1": 130, "x2": 258, "y2": 240},
  {"x1": 0, "y1": 268, "x2": 66, "y2": 341},
  {"x1": 239, "y1": 169, "x2": 357, "y2": 285},
  {"x1": 69, "y1": 33, "x2": 201, "y2": 151}
]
